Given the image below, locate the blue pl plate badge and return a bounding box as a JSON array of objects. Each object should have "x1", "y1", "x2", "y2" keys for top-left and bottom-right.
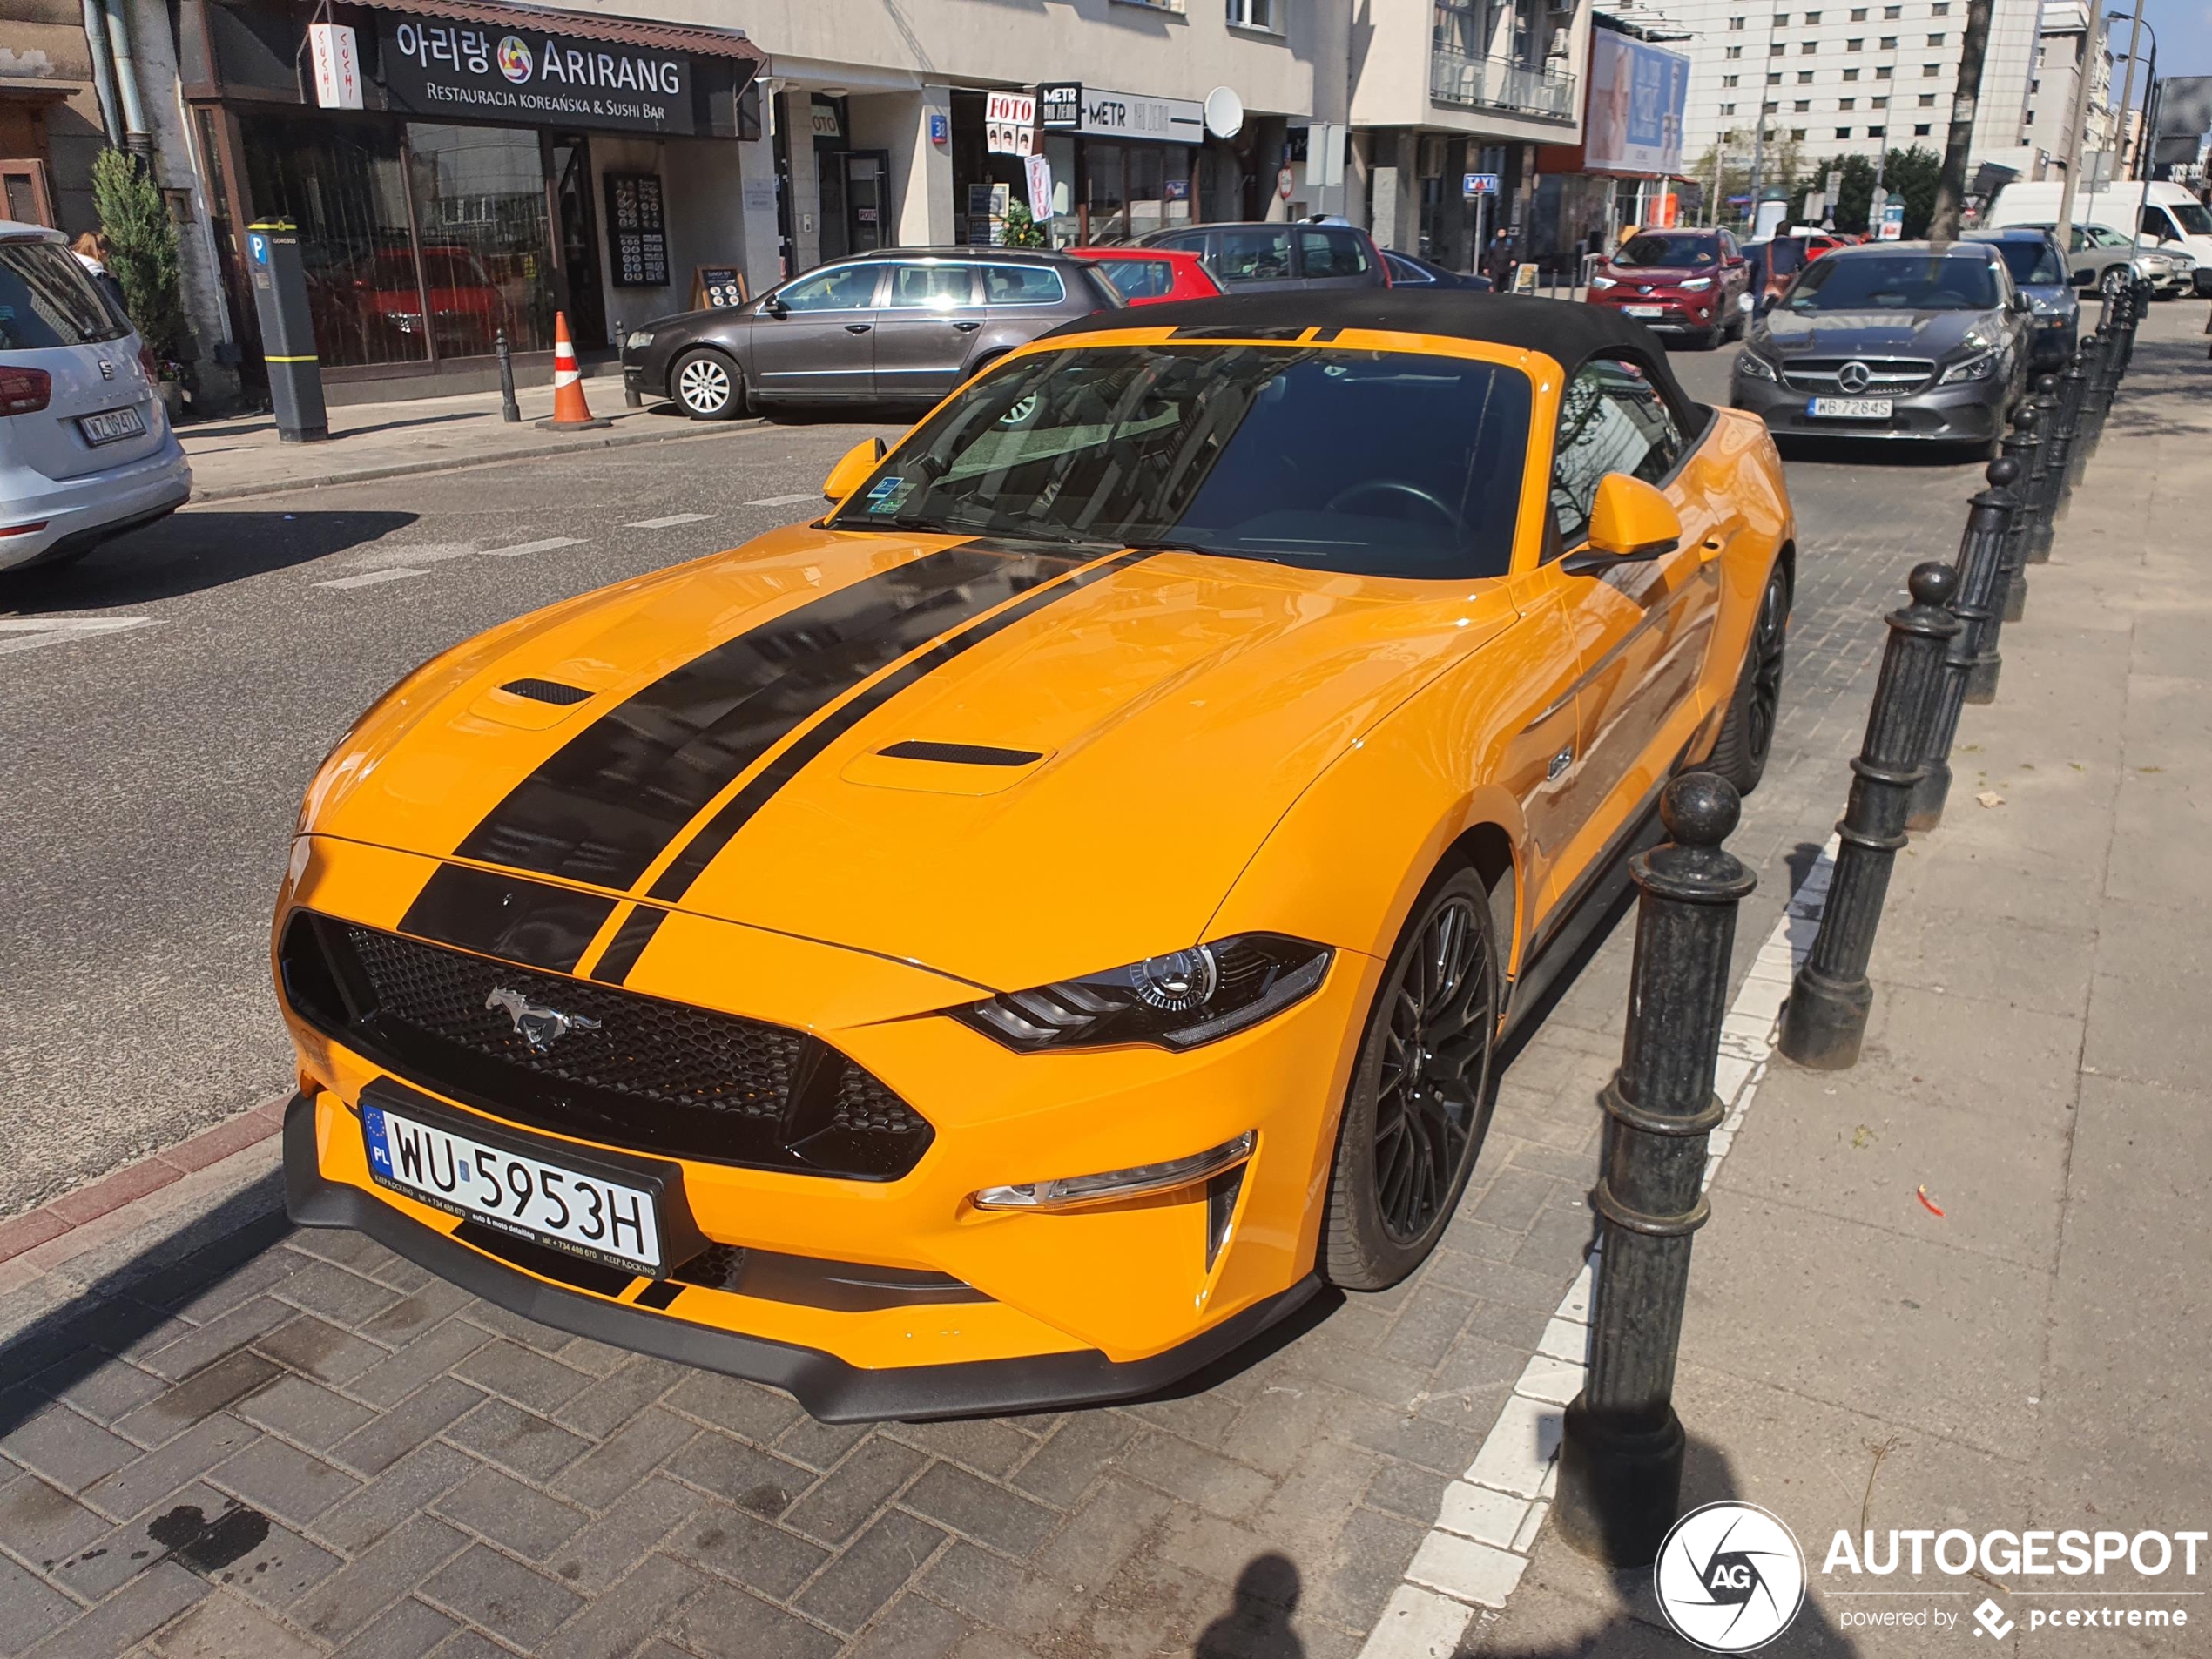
[{"x1": 365, "y1": 1106, "x2": 392, "y2": 1176}]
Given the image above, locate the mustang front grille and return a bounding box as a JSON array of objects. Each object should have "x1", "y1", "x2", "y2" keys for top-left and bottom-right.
[{"x1": 280, "y1": 911, "x2": 933, "y2": 1179}]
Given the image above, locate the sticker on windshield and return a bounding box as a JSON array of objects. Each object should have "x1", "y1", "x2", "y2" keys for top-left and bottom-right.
[{"x1": 864, "y1": 475, "x2": 913, "y2": 513}]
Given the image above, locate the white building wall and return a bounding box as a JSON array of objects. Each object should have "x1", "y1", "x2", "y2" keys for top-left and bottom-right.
[{"x1": 1669, "y1": 0, "x2": 2048, "y2": 184}]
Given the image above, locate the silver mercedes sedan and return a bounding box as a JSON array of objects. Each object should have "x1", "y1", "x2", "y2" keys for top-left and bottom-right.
[{"x1": 1728, "y1": 241, "x2": 2033, "y2": 456}]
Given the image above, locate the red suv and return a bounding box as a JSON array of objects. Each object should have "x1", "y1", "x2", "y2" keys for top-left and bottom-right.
[{"x1": 1585, "y1": 229, "x2": 1751, "y2": 348}]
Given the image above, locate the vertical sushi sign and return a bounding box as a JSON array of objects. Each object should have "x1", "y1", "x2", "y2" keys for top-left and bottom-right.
[{"x1": 308, "y1": 22, "x2": 363, "y2": 110}]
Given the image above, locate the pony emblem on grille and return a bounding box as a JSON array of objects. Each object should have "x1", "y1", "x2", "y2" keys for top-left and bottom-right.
[{"x1": 485, "y1": 986, "x2": 602, "y2": 1054}]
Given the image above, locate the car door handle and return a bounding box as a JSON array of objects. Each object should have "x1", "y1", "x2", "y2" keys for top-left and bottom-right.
[
  {"x1": 952, "y1": 320, "x2": 981, "y2": 332},
  {"x1": 845, "y1": 323, "x2": 872, "y2": 334}
]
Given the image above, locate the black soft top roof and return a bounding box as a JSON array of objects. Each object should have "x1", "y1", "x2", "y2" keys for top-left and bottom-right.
[{"x1": 1042, "y1": 288, "x2": 1692, "y2": 404}]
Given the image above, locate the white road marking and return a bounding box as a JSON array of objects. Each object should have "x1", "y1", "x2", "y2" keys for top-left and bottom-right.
[
  {"x1": 1355, "y1": 840, "x2": 1839, "y2": 1659},
  {"x1": 0, "y1": 617, "x2": 158, "y2": 656},
  {"x1": 743, "y1": 493, "x2": 819, "y2": 508},
  {"x1": 314, "y1": 568, "x2": 426, "y2": 590},
  {"x1": 345, "y1": 542, "x2": 476, "y2": 571},
  {"x1": 624, "y1": 512, "x2": 711, "y2": 529},
  {"x1": 478, "y1": 536, "x2": 586, "y2": 557}
]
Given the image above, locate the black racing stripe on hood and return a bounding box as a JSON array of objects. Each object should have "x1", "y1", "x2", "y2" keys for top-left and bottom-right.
[
  {"x1": 589, "y1": 904, "x2": 668, "y2": 985},
  {"x1": 646, "y1": 550, "x2": 1149, "y2": 905},
  {"x1": 399, "y1": 865, "x2": 617, "y2": 974},
  {"x1": 450, "y1": 547, "x2": 1076, "y2": 891}
]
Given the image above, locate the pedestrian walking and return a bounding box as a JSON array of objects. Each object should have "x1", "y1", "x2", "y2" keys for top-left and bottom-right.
[{"x1": 71, "y1": 232, "x2": 129, "y2": 324}]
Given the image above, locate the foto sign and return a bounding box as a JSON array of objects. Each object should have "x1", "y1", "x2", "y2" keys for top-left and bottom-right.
[
  {"x1": 1463, "y1": 172, "x2": 1500, "y2": 198},
  {"x1": 986, "y1": 91, "x2": 1036, "y2": 158},
  {"x1": 308, "y1": 23, "x2": 362, "y2": 110},
  {"x1": 378, "y1": 17, "x2": 698, "y2": 135}
]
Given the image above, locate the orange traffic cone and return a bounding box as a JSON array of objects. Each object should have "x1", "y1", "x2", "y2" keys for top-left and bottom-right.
[{"x1": 535, "y1": 312, "x2": 611, "y2": 432}]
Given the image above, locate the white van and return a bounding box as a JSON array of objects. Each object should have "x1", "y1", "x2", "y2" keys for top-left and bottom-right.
[{"x1": 1984, "y1": 180, "x2": 2212, "y2": 294}]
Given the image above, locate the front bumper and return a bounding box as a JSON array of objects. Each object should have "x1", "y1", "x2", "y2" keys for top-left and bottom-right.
[
  {"x1": 1728, "y1": 370, "x2": 2007, "y2": 443},
  {"x1": 277, "y1": 837, "x2": 1371, "y2": 1415},
  {"x1": 0, "y1": 433, "x2": 192, "y2": 571},
  {"x1": 1584, "y1": 293, "x2": 1723, "y2": 334},
  {"x1": 287, "y1": 1094, "x2": 1321, "y2": 1420}
]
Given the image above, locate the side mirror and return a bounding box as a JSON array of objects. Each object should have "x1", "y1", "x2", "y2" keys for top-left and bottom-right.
[
  {"x1": 1562, "y1": 474, "x2": 1683, "y2": 574},
  {"x1": 2010, "y1": 292, "x2": 2033, "y2": 314},
  {"x1": 763, "y1": 296, "x2": 789, "y2": 319},
  {"x1": 823, "y1": 436, "x2": 887, "y2": 505}
]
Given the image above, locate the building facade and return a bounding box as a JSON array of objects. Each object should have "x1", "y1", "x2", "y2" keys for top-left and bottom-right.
[{"x1": 1667, "y1": 0, "x2": 2047, "y2": 206}]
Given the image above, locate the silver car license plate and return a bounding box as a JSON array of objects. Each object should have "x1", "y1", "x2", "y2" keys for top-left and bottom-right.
[
  {"x1": 78, "y1": 405, "x2": 147, "y2": 446},
  {"x1": 1623, "y1": 305, "x2": 1665, "y2": 318},
  {"x1": 1807, "y1": 396, "x2": 1892, "y2": 419},
  {"x1": 363, "y1": 1100, "x2": 664, "y2": 1276}
]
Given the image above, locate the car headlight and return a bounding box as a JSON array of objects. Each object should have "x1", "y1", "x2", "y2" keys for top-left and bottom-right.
[
  {"x1": 955, "y1": 934, "x2": 1332, "y2": 1053},
  {"x1": 1736, "y1": 351, "x2": 1779, "y2": 381},
  {"x1": 1588, "y1": 274, "x2": 1618, "y2": 290},
  {"x1": 1939, "y1": 352, "x2": 1997, "y2": 385},
  {"x1": 1680, "y1": 276, "x2": 1715, "y2": 291},
  {"x1": 625, "y1": 330, "x2": 656, "y2": 350}
]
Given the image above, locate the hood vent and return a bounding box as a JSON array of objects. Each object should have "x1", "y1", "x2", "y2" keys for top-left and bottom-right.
[
  {"x1": 500, "y1": 678, "x2": 593, "y2": 706},
  {"x1": 879, "y1": 740, "x2": 1044, "y2": 767}
]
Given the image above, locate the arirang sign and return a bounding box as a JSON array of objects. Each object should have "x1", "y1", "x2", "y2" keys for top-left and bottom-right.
[{"x1": 376, "y1": 15, "x2": 697, "y2": 136}]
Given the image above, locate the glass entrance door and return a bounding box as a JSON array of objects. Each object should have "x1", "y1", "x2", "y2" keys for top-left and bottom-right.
[
  {"x1": 550, "y1": 136, "x2": 605, "y2": 347},
  {"x1": 843, "y1": 152, "x2": 889, "y2": 253}
]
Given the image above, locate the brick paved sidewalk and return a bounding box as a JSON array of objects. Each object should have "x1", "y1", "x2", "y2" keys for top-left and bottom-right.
[{"x1": 0, "y1": 435, "x2": 1982, "y2": 1657}]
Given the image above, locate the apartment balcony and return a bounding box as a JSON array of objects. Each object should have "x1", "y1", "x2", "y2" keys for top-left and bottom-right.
[{"x1": 1429, "y1": 45, "x2": 1578, "y2": 121}]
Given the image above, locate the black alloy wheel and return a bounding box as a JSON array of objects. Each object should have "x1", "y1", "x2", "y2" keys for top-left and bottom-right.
[
  {"x1": 1323, "y1": 868, "x2": 1501, "y2": 1290},
  {"x1": 1707, "y1": 562, "x2": 1791, "y2": 793},
  {"x1": 2100, "y1": 265, "x2": 2129, "y2": 302}
]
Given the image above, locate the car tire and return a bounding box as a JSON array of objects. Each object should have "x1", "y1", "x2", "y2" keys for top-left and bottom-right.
[
  {"x1": 1706, "y1": 561, "x2": 1791, "y2": 795},
  {"x1": 1320, "y1": 867, "x2": 1502, "y2": 1291},
  {"x1": 671, "y1": 348, "x2": 745, "y2": 420}
]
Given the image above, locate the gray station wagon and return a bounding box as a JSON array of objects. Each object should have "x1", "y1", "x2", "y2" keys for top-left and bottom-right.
[
  {"x1": 622, "y1": 250, "x2": 1123, "y2": 417},
  {"x1": 1140, "y1": 222, "x2": 1387, "y2": 292}
]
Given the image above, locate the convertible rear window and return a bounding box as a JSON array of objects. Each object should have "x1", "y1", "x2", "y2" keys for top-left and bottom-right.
[{"x1": 829, "y1": 344, "x2": 1532, "y2": 580}]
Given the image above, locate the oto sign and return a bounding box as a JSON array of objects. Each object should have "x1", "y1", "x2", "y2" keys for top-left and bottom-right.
[{"x1": 986, "y1": 91, "x2": 1036, "y2": 158}]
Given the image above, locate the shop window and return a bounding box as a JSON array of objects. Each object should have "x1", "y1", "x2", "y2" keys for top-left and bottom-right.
[
  {"x1": 239, "y1": 114, "x2": 428, "y2": 369},
  {"x1": 407, "y1": 124, "x2": 557, "y2": 356}
]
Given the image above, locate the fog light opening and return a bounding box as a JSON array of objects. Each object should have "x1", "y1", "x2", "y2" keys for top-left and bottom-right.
[
  {"x1": 973, "y1": 1130, "x2": 1257, "y2": 1213},
  {"x1": 1204, "y1": 1163, "x2": 1246, "y2": 1270}
]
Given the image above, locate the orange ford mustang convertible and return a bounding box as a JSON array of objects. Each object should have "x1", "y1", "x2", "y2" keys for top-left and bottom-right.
[{"x1": 277, "y1": 291, "x2": 1794, "y2": 1421}]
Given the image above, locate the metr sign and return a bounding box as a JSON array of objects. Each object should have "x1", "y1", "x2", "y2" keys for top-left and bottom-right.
[{"x1": 1039, "y1": 82, "x2": 1202, "y2": 145}]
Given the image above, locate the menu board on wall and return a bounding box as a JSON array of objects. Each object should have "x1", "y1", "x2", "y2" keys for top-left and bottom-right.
[{"x1": 604, "y1": 172, "x2": 669, "y2": 287}]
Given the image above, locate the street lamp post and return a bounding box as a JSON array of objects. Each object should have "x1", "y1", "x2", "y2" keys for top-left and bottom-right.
[
  {"x1": 2104, "y1": 16, "x2": 2159, "y2": 268},
  {"x1": 2053, "y1": 8, "x2": 2109, "y2": 245}
]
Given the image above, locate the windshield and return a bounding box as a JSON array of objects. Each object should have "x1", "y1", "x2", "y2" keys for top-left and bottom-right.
[
  {"x1": 2170, "y1": 201, "x2": 2212, "y2": 237},
  {"x1": 1983, "y1": 239, "x2": 2065, "y2": 285},
  {"x1": 827, "y1": 345, "x2": 1532, "y2": 580},
  {"x1": 1619, "y1": 234, "x2": 1720, "y2": 268},
  {"x1": 0, "y1": 239, "x2": 129, "y2": 349},
  {"x1": 1784, "y1": 253, "x2": 1999, "y2": 312}
]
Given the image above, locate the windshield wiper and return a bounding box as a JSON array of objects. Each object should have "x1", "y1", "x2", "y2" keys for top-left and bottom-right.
[{"x1": 1119, "y1": 536, "x2": 1224, "y2": 557}]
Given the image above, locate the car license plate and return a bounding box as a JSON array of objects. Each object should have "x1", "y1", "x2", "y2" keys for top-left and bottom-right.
[
  {"x1": 78, "y1": 405, "x2": 147, "y2": 446},
  {"x1": 1807, "y1": 396, "x2": 1893, "y2": 419},
  {"x1": 362, "y1": 1100, "x2": 664, "y2": 1277},
  {"x1": 1623, "y1": 305, "x2": 1665, "y2": 317}
]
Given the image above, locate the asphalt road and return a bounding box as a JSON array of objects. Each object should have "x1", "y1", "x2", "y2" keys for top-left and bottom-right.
[{"x1": 0, "y1": 351, "x2": 1986, "y2": 1216}]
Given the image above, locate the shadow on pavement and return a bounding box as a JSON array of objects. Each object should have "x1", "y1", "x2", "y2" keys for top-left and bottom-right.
[
  {"x1": 0, "y1": 510, "x2": 416, "y2": 610},
  {"x1": 1197, "y1": 1553, "x2": 1306, "y2": 1657}
]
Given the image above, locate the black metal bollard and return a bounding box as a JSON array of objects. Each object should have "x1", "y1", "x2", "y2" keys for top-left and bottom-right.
[
  {"x1": 1989, "y1": 407, "x2": 2039, "y2": 631},
  {"x1": 1777, "y1": 563, "x2": 1960, "y2": 1069},
  {"x1": 496, "y1": 329, "x2": 521, "y2": 424},
  {"x1": 1554, "y1": 773, "x2": 1755, "y2": 1568},
  {"x1": 2064, "y1": 337, "x2": 2101, "y2": 486},
  {"x1": 2023, "y1": 374, "x2": 2062, "y2": 564},
  {"x1": 1908, "y1": 465, "x2": 2017, "y2": 830}
]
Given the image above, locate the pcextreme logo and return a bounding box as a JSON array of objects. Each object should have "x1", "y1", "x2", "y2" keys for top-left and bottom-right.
[{"x1": 1654, "y1": 1502, "x2": 1809, "y2": 1652}]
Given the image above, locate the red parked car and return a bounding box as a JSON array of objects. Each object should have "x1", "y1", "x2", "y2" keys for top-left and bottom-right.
[
  {"x1": 1583, "y1": 229, "x2": 1751, "y2": 349},
  {"x1": 353, "y1": 245, "x2": 507, "y2": 358},
  {"x1": 1064, "y1": 246, "x2": 1224, "y2": 306}
]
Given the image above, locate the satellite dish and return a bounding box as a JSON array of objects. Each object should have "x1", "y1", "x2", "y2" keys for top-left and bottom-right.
[{"x1": 1204, "y1": 86, "x2": 1244, "y2": 141}]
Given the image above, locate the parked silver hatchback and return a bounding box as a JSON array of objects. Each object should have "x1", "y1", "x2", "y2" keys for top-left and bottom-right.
[{"x1": 1, "y1": 221, "x2": 192, "y2": 574}]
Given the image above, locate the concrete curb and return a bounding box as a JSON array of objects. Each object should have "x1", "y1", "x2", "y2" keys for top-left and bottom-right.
[
  {"x1": 184, "y1": 415, "x2": 765, "y2": 504},
  {"x1": 0, "y1": 1096, "x2": 291, "y2": 1343}
]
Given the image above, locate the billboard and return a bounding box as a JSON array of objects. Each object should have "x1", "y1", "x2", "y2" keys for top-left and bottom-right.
[{"x1": 1585, "y1": 30, "x2": 1689, "y2": 177}]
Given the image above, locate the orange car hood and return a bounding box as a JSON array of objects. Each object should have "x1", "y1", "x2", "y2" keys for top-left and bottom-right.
[{"x1": 308, "y1": 527, "x2": 1517, "y2": 990}]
